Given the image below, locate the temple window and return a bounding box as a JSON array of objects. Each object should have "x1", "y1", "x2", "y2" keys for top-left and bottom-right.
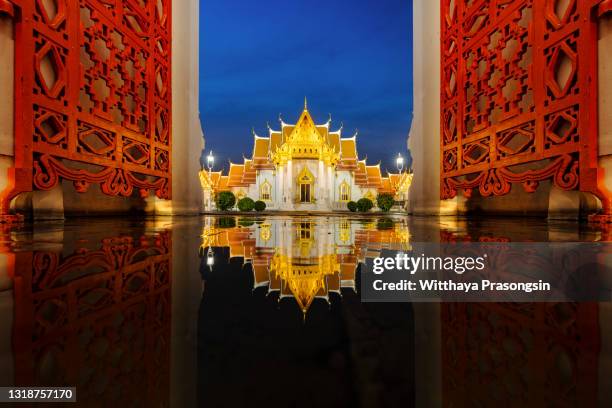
[
  {"x1": 300, "y1": 183, "x2": 311, "y2": 203},
  {"x1": 339, "y1": 181, "x2": 351, "y2": 202},
  {"x1": 298, "y1": 222, "x2": 312, "y2": 239},
  {"x1": 339, "y1": 220, "x2": 351, "y2": 243},
  {"x1": 260, "y1": 180, "x2": 272, "y2": 201}
]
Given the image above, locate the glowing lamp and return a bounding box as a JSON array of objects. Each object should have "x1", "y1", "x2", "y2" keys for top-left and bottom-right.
[
  {"x1": 206, "y1": 247, "x2": 214, "y2": 268},
  {"x1": 207, "y1": 151, "x2": 215, "y2": 172},
  {"x1": 396, "y1": 153, "x2": 405, "y2": 173}
]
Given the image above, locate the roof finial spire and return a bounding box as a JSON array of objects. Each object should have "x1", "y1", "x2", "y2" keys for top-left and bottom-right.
[{"x1": 304, "y1": 96, "x2": 308, "y2": 111}]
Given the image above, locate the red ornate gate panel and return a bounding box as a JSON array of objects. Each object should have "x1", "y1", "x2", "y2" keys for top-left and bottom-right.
[
  {"x1": 0, "y1": 0, "x2": 171, "y2": 214},
  {"x1": 440, "y1": 0, "x2": 611, "y2": 213}
]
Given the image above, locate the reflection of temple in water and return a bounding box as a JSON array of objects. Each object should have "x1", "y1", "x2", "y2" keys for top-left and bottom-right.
[{"x1": 201, "y1": 217, "x2": 410, "y2": 316}]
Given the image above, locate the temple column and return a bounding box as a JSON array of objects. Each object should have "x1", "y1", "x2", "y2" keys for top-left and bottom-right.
[
  {"x1": 286, "y1": 160, "x2": 293, "y2": 210},
  {"x1": 317, "y1": 160, "x2": 325, "y2": 210},
  {"x1": 327, "y1": 166, "x2": 333, "y2": 208},
  {"x1": 278, "y1": 165, "x2": 284, "y2": 210}
]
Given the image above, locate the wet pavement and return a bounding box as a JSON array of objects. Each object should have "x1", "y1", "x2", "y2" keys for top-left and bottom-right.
[{"x1": 0, "y1": 215, "x2": 610, "y2": 407}]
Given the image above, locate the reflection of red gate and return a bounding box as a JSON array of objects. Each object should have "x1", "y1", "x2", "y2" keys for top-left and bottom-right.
[
  {"x1": 11, "y1": 231, "x2": 171, "y2": 405},
  {"x1": 439, "y1": 229, "x2": 601, "y2": 405},
  {"x1": 440, "y1": 0, "x2": 611, "y2": 213},
  {"x1": 441, "y1": 302, "x2": 600, "y2": 406},
  {"x1": 0, "y1": 0, "x2": 172, "y2": 216}
]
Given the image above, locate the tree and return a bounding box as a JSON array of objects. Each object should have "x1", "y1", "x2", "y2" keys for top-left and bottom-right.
[
  {"x1": 237, "y1": 197, "x2": 255, "y2": 212},
  {"x1": 215, "y1": 191, "x2": 236, "y2": 211},
  {"x1": 376, "y1": 193, "x2": 395, "y2": 212},
  {"x1": 347, "y1": 201, "x2": 357, "y2": 212},
  {"x1": 254, "y1": 200, "x2": 267, "y2": 212},
  {"x1": 357, "y1": 198, "x2": 374, "y2": 212}
]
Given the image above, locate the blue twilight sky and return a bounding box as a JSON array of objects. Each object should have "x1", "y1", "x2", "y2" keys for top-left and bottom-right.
[{"x1": 199, "y1": 0, "x2": 413, "y2": 173}]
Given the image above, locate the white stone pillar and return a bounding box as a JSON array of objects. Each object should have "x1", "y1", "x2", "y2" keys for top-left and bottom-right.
[
  {"x1": 327, "y1": 167, "x2": 333, "y2": 207},
  {"x1": 317, "y1": 160, "x2": 325, "y2": 210},
  {"x1": 285, "y1": 219, "x2": 292, "y2": 258},
  {"x1": 166, "y1": 0, "x2": 204, "y2": 215},
  {"x1": 317, "y1": 223, "x2": 323, "y2": 256},
  {"x1": 599, "y1": 14, "x2": 612, "y2": 202},
  {"x1": 278, "y1": 165, "x2": 284, "y2": 209},
  {"x1": 408, "y1": 0, "x2": 443, "y2": 215},
  {"x1": 286, "y1": 160, "x2": 293, "y2": 209}
]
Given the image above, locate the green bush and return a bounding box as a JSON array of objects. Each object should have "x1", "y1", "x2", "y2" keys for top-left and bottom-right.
[
  {"x1": 238, "y1": 217, "x2": 255, "y2": 227},
  {"x1": 254, "y1": 200, "x2": 266, "y2": 212},
  {"x1": 376, "y1": 218, "x2": 394, "y2": 230},
  {"x1": 218, "y1": 217, "x2": 236, "y2": 229},
  {"x1": 356, "y1": 198, "x2": 374, "y2": 212},
  {"x1": 376, "y1": 193, "x2": 395, "y2": 212},
  {"x1": 237, "y1": 197, "x2": 255, "y2": 212},
  {"x1": 215, "y1": 191, "x2": 236, "y2": 211},
  {"x1": 347, "y1": 201, "x2": 357, "y2": 212}
]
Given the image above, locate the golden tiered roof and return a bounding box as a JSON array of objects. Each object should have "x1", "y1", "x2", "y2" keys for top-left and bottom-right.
[
  {"x1": 270, "y1": 103, "x2": 340, "y2": 166},
  {"x1": 199, "y1": 101, "x2": 407, "y2": 195},
  {"x1": 270, "y1": 253, "x2": 340, "y2": 314}
]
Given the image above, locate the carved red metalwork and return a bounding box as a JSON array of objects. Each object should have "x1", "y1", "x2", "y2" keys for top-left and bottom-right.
[
  {"x1": 0, "y1": 0, "x2": 14, "y2": 16},
  {"x1": 440, "y1": 0, "x2": 611, "y2": 214},
  {"x1": 599, "y1": 0, "x2": 612, "y2": 15},
  {"x1": 0, "y1": 0, "x2": 172, "y2": 215},
  {"x1": 11, "y1": 230, "x2": 171, "y2": 405},
  {"x1": 441, "y1": 302, "x2": 600, "y2": 406}
]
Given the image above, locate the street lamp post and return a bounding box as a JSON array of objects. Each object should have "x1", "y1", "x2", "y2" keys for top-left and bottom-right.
[
  {"x1": 207, "y1": 151, "x2": 215, "y2": 173},
  {"x1": 396, "y1": 153, "x2": 405, "y2": 174},
  {"x1": 206, "y1": 151, "x2": 215, "y2": 211},
  {"x1": 396, "y1": 153, "x2": 406, "y2": 210}
]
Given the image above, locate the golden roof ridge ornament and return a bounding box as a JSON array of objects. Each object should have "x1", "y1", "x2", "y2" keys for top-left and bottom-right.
[
  {"x1": 330, "y1": 122, "x2": 343, "y2": 134},
  {"x1": 321, "y1": 113, "x2": 332, "y2": 128},
  {"x1": 279, "y1": 113, "x2": 288, "y2": 128}
]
